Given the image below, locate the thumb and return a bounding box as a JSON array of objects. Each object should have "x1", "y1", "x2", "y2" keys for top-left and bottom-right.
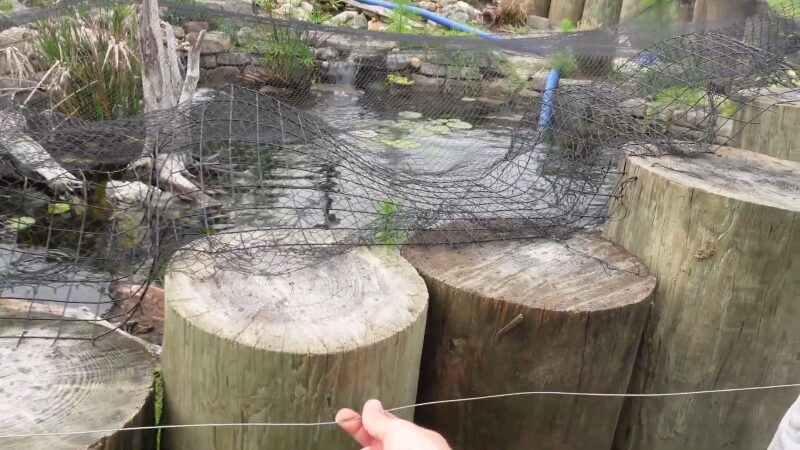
[{"x1": 360, "y1": 399, "x2": 393, "y2": 440}]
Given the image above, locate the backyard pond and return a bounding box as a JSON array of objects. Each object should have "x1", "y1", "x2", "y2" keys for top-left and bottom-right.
[{"x1": 0, "y1": 79, "x2": 615, "y2": 317}]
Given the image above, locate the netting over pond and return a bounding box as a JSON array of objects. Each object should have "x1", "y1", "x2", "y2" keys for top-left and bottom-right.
[{"x1": 0, "y1": 0, "x2": 798, "y2": 340}]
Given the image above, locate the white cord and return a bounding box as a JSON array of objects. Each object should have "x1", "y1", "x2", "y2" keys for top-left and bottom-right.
[{"x1": 2, "y1": 383, "x2": 799, "y2": 439}]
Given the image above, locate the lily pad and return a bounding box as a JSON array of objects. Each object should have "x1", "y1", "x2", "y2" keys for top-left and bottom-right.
[
  {"x1": 413, "y1": 126, "x2": 436, "y2": 137},
  {"x1": 431, "y1": 119, "x2": 449, "y2": 125},
  {"x1": 353, "y1": 129, "x2": 379, "y2": 139},
  {"x1": 380, "y1": 139, "x2": 422, "y2": 149},
  {"x1": 446, "y1": 119, "x2": 473, "y2": 130},
  {"x1": 429, "y1": 124, "x2": 452, "y2": 134},
  {"x1": 398, "y1": 111, "x2": 423, "y2": 120},
  {"x1": 47, "y1": 203, "x2": 71, "y2": 215},
  {"x1": 4, "y1": 216, "x2": 35, "y2": 230}
]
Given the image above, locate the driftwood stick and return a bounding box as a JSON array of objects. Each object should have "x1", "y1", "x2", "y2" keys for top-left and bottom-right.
[
  {"x1": 162, "y1": 21, "x2": 183, "y2": 100},
  {"x1": 178, "y1": 29, "x2": 205, "y2": 104}
]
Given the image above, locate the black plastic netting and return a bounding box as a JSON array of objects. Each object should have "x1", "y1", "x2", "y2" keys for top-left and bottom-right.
[{"x1": 0, "y1": 0, "x2": 798, "y2": 340}]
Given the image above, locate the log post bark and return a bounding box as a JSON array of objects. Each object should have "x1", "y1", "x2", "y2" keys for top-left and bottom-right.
[
  {"x1": 619, "y1": 0, "x2": 642, "y2": 19},
  {"x1": 732, "y1": 88, "x2": 800, "y2": 162},
  {"x1": 581, "y1": 0, "x2": 623, "y2": 26},
  {"x1": 525, "y1": 0, "x2": 551, "y2": 18},
  {"x1": 402, "y1": 232, "x2": 655, "y2": 450},
  {"x1": 0, "y1": 299, "x2": 158, "y2": 450},
  {"x1": 606, "y1": 146, "x2": 800, "y2": 450},
  {"x1": 161, "y1": 232, "x2": 429, "y2": 450},
  {"x1": 548, "y1": 0, "x2": 585, "y2": 26}
]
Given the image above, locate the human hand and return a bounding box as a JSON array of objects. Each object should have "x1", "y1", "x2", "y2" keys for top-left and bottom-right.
[{"x1": 336, "y1": 399, "x2": 452, "y2": 450}]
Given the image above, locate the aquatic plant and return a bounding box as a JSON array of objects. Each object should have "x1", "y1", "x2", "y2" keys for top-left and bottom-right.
[
  {"x1": 387, "y1": 73, "x2": 414, "y2": 85},
  {"x1": 558, "y1": 18, "x2": 576, "y2": 32},
  {"x1": 375, "y1": 200, "x2": 407, "y2": 245},
  {"x1": 35, "y1": 4, "x2": 142, "y2": 119},
  {"x1": 242, "y1": 25, "x2": 316, "y2": 87}
]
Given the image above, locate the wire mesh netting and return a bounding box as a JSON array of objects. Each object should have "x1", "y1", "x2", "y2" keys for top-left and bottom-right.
[{"x1": 0, "y1": 0, "x2": 798, "y2": 341}]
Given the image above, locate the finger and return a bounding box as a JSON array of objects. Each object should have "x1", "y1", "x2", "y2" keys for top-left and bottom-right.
[
  {"x1": 335, "y1": 408, "x2": 373, "y2": 447},
  {"x1": 361, "y1": 399, "x2": 393, "y2": 440}
]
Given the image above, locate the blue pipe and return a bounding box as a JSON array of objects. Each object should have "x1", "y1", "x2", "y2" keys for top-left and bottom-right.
[
  {"x1": 356, "y1": 0, "x2": 501, "y2": 39},
  {"x1": 538, "y1": 68, "x2": 561, "y2": 132}
]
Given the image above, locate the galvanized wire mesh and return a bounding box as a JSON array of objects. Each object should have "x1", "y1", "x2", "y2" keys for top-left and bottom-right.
[{"x1": 0, "y1": 0, "x2": 798, "y2": 340}]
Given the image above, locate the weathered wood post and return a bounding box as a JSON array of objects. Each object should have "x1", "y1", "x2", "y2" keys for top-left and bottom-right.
[
  {"x1": 548, "y1": 0, "x2": 585, "y2": 26},
  {"x1": 619, "y1": 0, "x2": 643, "y2": 19},
  {"x1": 0, "y1": 299, "x2": 157, "y2": 450},
  {"x1": 402, "y1": 232, "x2": 656, "y2": 450},
  {"x1": 732, "y1": 89, "x2": 800, "y2": 162},
  {"x1": 606, "y1": 146, "x2": 800, "y2": 450},
  {"x1": 525, "y1": 0, "x2": 552, "y2": 18},
  {"x1": 582, "y1": 0, "x2": 623, "y2": 26},
  {"x1": 161, "y1": 232, "x2": 429, "y2": 450}
]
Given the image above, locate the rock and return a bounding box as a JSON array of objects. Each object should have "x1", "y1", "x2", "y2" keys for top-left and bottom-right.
[
  {"x1": 368, "y1": 17, "x2": 382, "y2": 31},
  {"x1": 236, "y1": 27, "x2": 253, "y2": 45},
  {"x1": 351, "y1": 14, "x2": 369, "y2": 29},
  {"x1": 172, "y1": 25, "x2": 186, "y2": 40},
  {"x1": 284, "y1": 0, "x2": 302, "y2": 7},
  {"x1": 411, "y1": 73, "x2": 445, "y2": 88},
  {"x1": 315, "y1": 47, "x2": 338, "y2": 60},
  {"x1": 787, "y1": 69, "x2": 798, "y2": 80},
  {"x1": 183, "y1": 21, "x2": 210, "y2": 34},
  {"x1": 200, "y1": 54, "x2": 217, "y2": 68},
  {"x1": 0, "y1": 27, "x2": 37, "y2": 55},
  {"x1": 455, "y1": 1, "x2": 470, "y2": 13},
  {"x1": 415, "y1": 1, "x2": 438, "y2": 11},
  {"x1": 387, "y1": 51, "x2": 421, "y2": 70},
  {"x1": 200, "y1": 66, "x2": 241, "y2": 86},
  {"x1": 216, "y1": 52, "x2": 250, "y2": 66},
  {"x1": 410, "y1": 57, "x2": 422, "y2": 69},
  {"x1": 448, "y1": 11, "x2": 470, "y2": 22},
  {"x1": 300, "y1": 1, "x2": 314, "y2": 13},
  {"x1": 242, "y1": 65, "x2": 271, "y2": 83},
  {"x1": 187, "y1": 31, "x2": 232, "y2": 54},
  {"x1": 527, "y1": 15, "x2": 550, "y2": 30},
  {"x1": 259, "y1": 85, "x2": 293, "y2": 95},
  {"x1": 447, "y1": 65, "x2": 481, "y2": 80},
  {"x1": 419, "y1": 61, "x2": 447, "y2": 77},
  {"x1": 330, "y1": 10, "x2": 358, "y2": 26}
]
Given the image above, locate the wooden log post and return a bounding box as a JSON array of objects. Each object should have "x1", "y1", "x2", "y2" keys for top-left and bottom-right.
[
  {"x1": 525, "y1": 0, "x2": 551, "y2": 18},
  {"x1": 581, "y1": 0, "x2": 623, "y2": 26},
  {"x1": 161, "y1": 232, "x2": 429, "y2": 450},
  {"x1": 548, "y1": 0, "x2": 585, "y2": 27},
  {"x1": 402, "y1": 232, "x2": 656, "y2": 450},
  {"x1": 619, "y1": 0, "x2": 643, "y2": 19},
  {"x1": 732, "y1": 89, "x2": 800, "y2": 162},
  {"x1": 0, "y1": 299, "x2": 157, "y2": 450},
  {"x1": 606, "y1": 146, "x2": 800, "y2": 450}
]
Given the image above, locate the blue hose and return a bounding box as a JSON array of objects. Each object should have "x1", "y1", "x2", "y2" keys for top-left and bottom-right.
[
  {"x1": 356, "y1": 0, "x2": 501, "y2": 39},
  {"x1": 538, "y1": 68, "x2": 561, "y2": 132}
]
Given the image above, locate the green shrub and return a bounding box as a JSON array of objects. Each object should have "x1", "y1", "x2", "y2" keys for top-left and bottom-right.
[
  {"x1": 375, "y1": 200, "x2": 407, "y2": 245},
  {"x1": 309, "y1": 10, "x2": 331, "y2": 24},
  {"x1": 558, "y1": 18, "x2": 575, "y2": 32},
  {"x1": 242, "y1": 25, "x2": 316, "y2": 86},
  {"x1": 386, "y1": 0, "x2": 418, "y2": 34},
  {"x1": 545, "y1": 51, "x2": 578, "y2": 78},
  {"x1": 0, "y1": 1, "x2": 14, "y2": 12}
]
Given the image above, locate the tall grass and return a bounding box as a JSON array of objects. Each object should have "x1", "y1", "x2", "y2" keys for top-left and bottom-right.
[{"x1": 36, "y1": 4, "x2": 142, "y2": 120}]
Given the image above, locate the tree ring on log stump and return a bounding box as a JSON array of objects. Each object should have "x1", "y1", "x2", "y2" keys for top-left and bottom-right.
[{"x1": 0, "y1": 299, "x2": 157, "y2": 450}]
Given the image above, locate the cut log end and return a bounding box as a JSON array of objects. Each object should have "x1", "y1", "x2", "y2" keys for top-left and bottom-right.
[
  {"x1": 733, "y1": 88, "x2": 800, "y2": 163},
  {"x1": 404, "y1": 232, "x2": 655, "y2": 312},
  {"x1": 625, "y1": 146, "x2": 799, "y2": 212},
  {"x1": 0, "y1": 299, "x2": 157, "y2": 450},
  {"x1": 167, "y1": 237, "x2": 428, "y2": 354}
]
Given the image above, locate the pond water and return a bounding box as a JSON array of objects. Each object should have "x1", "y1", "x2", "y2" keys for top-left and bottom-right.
[{"x1": 0, "y1": 78, "x2": 616, "y2": 316}]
